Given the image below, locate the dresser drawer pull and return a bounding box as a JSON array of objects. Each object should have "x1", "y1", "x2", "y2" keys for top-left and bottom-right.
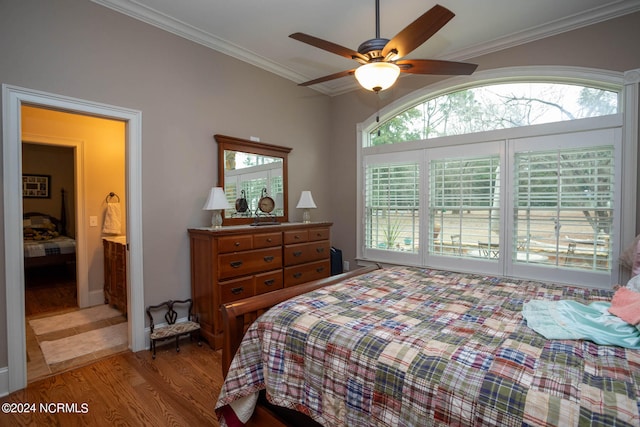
[
  {"x1": 293, "y1": 272, "x2": 302, "y2": 279},
  {"x1": 294, "y1": 235, "x2": 301, "y2": 240},
  {"x1": 293, "y1": 251, "x2": 302, "y2": 257},
  {"x1": 264, "y1": 256, "x2": 275, "y2": 262},
  {"x1": 316, "y1": 247, "x2": 325, "y2": 253},
  {"x1": 264, "y1": 279, "x2": 275, "y2": 286},
  {"x1": 231, "y1": 287, "x2": 244, "y2": 295},
  {"x1": 266, "y1": 238, "x2": 272, "y2": 242},
  {"x1": 229, "y1": 261, "x2": 243, "y2": 268},
  {"x1": 316, "y1": 266, "x2": 325, "y2": 273},
  {"x1": 234, "y1": 241, "x2": 241, "y2": 247}
]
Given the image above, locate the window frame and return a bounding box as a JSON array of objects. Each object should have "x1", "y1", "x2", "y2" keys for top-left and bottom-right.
[{"x1": 356, "y1": 66, "x2": 637, "y2": 288}]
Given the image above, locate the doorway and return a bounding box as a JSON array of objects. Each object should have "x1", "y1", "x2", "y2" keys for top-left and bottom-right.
[
  {"x1": 3, "y1": 84, "x2": 145, "y2": 393},
  {"x1": 21, "y1": 108, "x2": 129, "y2": 382}
]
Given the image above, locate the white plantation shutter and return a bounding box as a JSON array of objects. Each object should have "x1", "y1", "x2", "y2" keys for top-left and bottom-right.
[
  {"x1": 363, "y1": 152, "x2": 421, "y2": 263},
  {"x1": 429, "y1": 155, "x2": 501, "y2": 259},
  {"x1": 514, "y1": 145, "x2": 614, "y2": 271}
]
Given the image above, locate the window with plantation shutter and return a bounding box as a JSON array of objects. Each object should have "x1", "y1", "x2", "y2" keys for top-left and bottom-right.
[
  {"x1": 357, "y1": 73, "x2": 627, "y2": 287},
  {"x1": 513, "y1": 143, "x2": 614, "y2": 272},
  {"x1": 363, "y1": 152, "x2": 420, "y2": 262},
  {"x1": 430, "y1": 155, "x2": 500, "y2": 260}
]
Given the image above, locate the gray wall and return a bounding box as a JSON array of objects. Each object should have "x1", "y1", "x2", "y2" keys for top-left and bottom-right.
[
  {"x1": 0, "y1": 0, "x2": 331, "y2": 368},
  {"x1": 1, "y1": 0, "x2": 639, "y2": 372}
]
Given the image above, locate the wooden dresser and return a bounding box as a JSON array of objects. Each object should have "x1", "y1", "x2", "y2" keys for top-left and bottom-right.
[
  {"x1": 103, "y1": 236, "x2": 127, "y2": 316},
  {"x1": 188, "y1": 222, "x2": 332, "y2": 349}
]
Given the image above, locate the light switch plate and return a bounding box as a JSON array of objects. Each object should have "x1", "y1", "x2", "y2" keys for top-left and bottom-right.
[{"x1": 89, "y1": 216, "x2": 98, "y2": 227}]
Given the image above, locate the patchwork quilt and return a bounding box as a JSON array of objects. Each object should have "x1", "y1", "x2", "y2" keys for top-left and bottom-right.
[
  {"x1": 215, "y1": 266, "x2": 640, "y2": 426},
  {"x1": 24, "y1": 236, "x2": 76, "y2": 258}
]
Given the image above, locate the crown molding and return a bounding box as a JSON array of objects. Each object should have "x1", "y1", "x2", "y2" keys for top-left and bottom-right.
[
  {"x1": 441, "y1": 0, "x2": 640, "y2": 61},
  {"x1": 92, "y1": 0, "x2": 640, "y2": 97}
]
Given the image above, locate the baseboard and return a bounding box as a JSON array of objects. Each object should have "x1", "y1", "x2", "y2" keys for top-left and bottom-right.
[
  {"x1": 88, "y1": 290, "x2": 106, "y2": 307},
  {"x1": 0, "y1": 365, "x2": 9, "y2": 397}
]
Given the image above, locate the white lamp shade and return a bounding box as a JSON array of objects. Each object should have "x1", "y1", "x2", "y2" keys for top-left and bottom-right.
[
  {"x1": 354, "y1": 62, "x2": 401, "y2": 92},
  {"x1": 296, "y1": 190, "x2": 317, "y2": 209},
  {"x1": 203, "y1": 187, "x2": 231, "y2": 210}
]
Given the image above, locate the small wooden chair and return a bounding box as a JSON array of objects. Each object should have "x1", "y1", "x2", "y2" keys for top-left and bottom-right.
[{"x1": 146, "y1": 299, "x2": 201, "y2": 359}]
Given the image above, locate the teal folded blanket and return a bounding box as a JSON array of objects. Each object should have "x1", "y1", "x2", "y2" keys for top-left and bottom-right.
[{"x1": 522, "y1": 300, "x2": 640, "y2": 349}]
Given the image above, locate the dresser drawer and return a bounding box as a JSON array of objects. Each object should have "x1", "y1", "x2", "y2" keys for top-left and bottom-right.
[
  {"x1": 284, "y1": 241, "x2": 330, "y2": 266},
  {"x1": 284, "y1": 260, "x2": 330, "y2": 288},
  {"x1": 284, "y1": 229, "x2": 308, "y2": 244},
  {"x1": 255, "y1": 270, "x2": 284, "y2": 295},
  {"x1": 308, "y1": 227, "x2": 330, "y2": 242},
  {"x1": 219, "y1": 276, "x2": 255, "y2": 304},
  {"x1": 253, "y1": 232, "x2": 282, "y2": 249},
  {"x1": 218, "y1": 247, "x2": 282, "y2": 280},
  {"x1": 218, "y1": 235, "x2": 253, "y2": 253}
]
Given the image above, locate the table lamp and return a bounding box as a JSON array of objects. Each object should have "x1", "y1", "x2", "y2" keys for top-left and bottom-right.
[
  {"x1": 296, "y1": 190, "x2": 317, "y2": 223},
  {"x1": 203, "y1": 187, "x2": 230, "y2": 228}
]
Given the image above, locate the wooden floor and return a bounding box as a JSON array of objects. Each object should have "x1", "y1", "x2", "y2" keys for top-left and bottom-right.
[
  {"x1": 24, "y1": 265, "x2": 77, "y2": 317},
  {"x1": 1, "y1": 340, "x2": 223, "y2": 426}
]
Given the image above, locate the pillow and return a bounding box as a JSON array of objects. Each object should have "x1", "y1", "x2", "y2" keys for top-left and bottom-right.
[
  {"x1": 620, "y1": 234, "x2": 640, "y2": 276},
  {"x1": 609, "y1": 287, "x2": 640, "y2": 325},
  {"x1": 23, "y1": 227, "x2": 58, "y2": 240},
  {"x1": 627, "y1": 274, "x2": 640, "y2": 293}
]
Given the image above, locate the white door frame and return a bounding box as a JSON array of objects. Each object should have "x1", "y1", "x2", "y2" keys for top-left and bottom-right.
[{"x1": 2, "y1": 84, "x2": 145, "y2": 393}]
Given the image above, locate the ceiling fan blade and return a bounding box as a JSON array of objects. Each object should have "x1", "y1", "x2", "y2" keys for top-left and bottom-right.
[
  {"x1": 382, "y1": 4, "x2": 455, "y2": 60},
  {"x1": 289, "y1": 33, "x2": 368, "y2": 62},
  {"x1": 298, "y1": 69, "x2": 356, "y2": 87},
  {"x1": 397, "y1": 59, "x2": 478, "y2": 76}
]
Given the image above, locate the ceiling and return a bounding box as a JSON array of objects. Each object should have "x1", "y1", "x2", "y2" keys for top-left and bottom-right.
[{"x1": 92, "y1": 0, "x2": 640, "y2": 96}]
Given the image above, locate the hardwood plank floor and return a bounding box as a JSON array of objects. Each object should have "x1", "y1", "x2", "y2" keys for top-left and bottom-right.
[
  {"x1": 24, "y1": 265, "x2": 77, "y2": 317},
  {"x1": 1, "y1": 340, "x2": 223, "y2": 426}
]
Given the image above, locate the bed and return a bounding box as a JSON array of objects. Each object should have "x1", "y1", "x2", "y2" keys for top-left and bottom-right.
[
  {"x1": 23, "y1": 211, "x2": 76, "y2": 269},
  {"x1": 216, "y1": 265, "x2": 640, "y2": 427}
]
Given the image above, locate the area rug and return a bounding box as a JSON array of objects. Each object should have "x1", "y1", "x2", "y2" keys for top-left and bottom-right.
[
  {"x1": 29, "y1": 304, "x2": 122, "y2": 335},
  {"x1": 39, "y1": 323, "x2": 128, "y2": 365}
]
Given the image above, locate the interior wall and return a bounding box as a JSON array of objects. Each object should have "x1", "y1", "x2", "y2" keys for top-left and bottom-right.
[
  {"x1": 22, "y1": 106, "x2": 126, "y2": 299},
  {"x1": 0, "y1": 0, "x2": 332, "y2": 370},
  {"x1": 328, "y1": 11, "x2": 640, "y2": 270}
]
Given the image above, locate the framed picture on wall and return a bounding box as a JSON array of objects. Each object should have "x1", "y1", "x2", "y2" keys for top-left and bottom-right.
[{"x1": 22, "y1": 174, "x2": 51, "y2": 198}]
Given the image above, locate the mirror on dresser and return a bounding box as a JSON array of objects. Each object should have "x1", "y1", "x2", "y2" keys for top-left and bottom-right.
[{"x1": 215, "y1": 134, "x2": 292, "y2": 225}]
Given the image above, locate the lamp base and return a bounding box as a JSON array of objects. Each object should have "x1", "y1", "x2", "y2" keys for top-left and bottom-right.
[
  {"x1": 302, "y1": 209, "x2": 311, "y2": 224},
  {"x1": 211, "y1": 210, "x2": 223, "y2": 229}
]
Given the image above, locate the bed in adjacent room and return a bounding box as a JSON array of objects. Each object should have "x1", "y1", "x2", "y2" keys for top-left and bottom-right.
[
  {"x1": 23, "y1": 212, "x2": 76, "y2": 269},
  {"x1": 216, "y1": 265, "x2": 640, "y2": 427}
]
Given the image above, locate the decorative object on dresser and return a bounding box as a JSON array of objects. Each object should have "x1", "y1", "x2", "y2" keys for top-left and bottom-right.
[
  {"x1": 296, "y1": 190, "x2": 317, "y2": 223},
  {"x1": 188, "y1": 222, "x2": 332, "y2": 349},
  {"x1": 103, "y1": 236, "x2": 127, "y2": 316},
  {"x1": 202, "y1": 187, "x2": 231, "y2": 229}
]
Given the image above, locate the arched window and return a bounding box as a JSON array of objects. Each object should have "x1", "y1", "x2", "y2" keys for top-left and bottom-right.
[
  {"x1": 358, "y1": 68, "x2": 630, "y2": 288},
  {"x1": 368, "y1": 82, "x2": 619, "y2": 146}
]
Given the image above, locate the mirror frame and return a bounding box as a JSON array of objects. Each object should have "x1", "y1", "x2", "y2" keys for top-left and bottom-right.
[{"x1": 215, "y1": 134, "x2": 292, "y2": 225}]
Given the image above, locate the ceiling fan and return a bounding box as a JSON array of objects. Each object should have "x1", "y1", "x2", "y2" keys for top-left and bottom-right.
[{"x1": 290, "y1": 1, "x2": 478, "y2": 92}]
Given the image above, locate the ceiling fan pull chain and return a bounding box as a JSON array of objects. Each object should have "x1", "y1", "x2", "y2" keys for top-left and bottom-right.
[{"x1": 376, "y1": 93, "x2": 381, "y2": 136}]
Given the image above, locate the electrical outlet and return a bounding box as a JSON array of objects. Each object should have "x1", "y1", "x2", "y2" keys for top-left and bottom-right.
[{"x1": 343, "y1": 260, "x2": 350, "y2": 271}]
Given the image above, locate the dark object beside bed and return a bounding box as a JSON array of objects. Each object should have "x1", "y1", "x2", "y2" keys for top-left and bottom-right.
[{"x1": 218, "y1": 266, "x2": 640, "y2": 426}]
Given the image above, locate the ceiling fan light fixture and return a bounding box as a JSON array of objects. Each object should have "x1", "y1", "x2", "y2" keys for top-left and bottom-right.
[{"x1": 354, "y1": 62, "x2": 400, "y2": 92}]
